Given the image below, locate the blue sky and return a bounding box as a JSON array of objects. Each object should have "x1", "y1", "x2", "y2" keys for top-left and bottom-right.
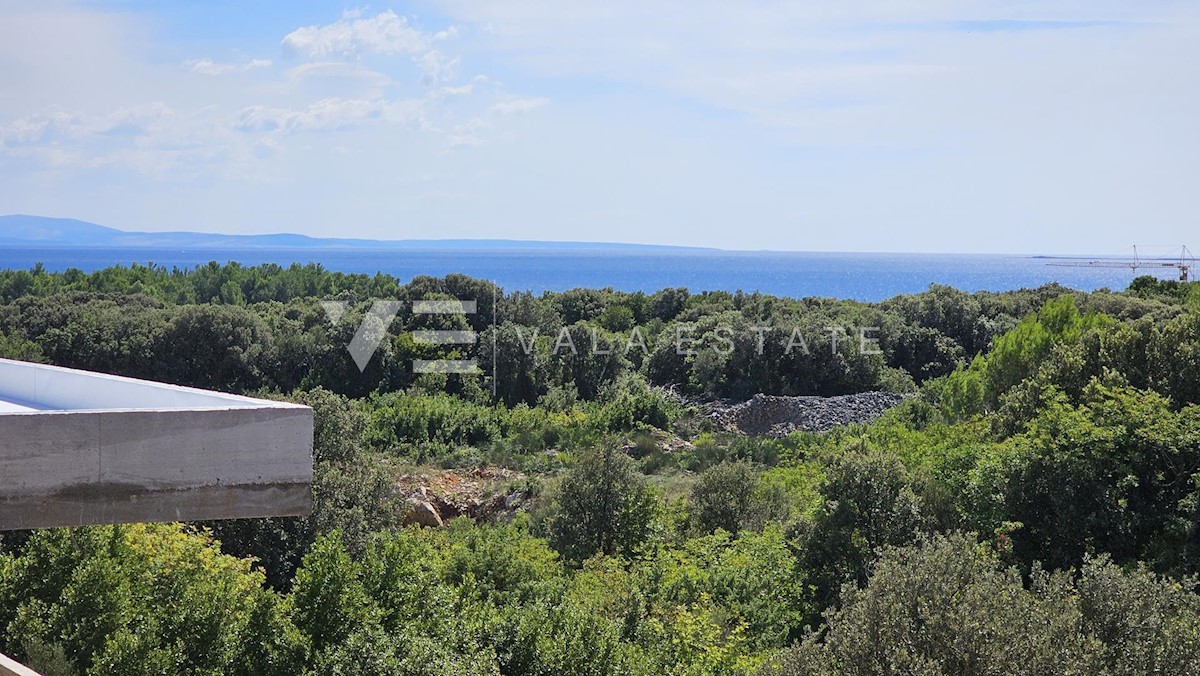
[{"x1": 0, "y1": 1, "x2": 1196, "y2": 253}]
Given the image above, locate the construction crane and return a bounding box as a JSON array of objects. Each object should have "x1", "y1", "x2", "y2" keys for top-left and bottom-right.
[{"x1": 1048, "y1": 245, "x2": 1194, "y2": 282}]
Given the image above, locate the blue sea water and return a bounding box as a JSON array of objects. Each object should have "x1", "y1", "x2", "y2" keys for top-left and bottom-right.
[{"x1": 0, "y1": 247, "x2": 1163, "y2": 302}]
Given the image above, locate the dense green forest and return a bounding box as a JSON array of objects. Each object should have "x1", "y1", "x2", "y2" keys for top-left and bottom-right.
[{"x1": 2, "y1": 262, "x2": 1200, "y2": 674}]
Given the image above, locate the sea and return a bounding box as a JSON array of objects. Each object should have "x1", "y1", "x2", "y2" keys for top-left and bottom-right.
[{"x1": 0, "y1": 247, "x2": 1167, "y2": 303}]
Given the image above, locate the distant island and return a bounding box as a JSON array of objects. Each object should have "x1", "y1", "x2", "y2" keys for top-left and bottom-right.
[{"x1": 0, "y1": 215, "x2": 712, "y2": 252}]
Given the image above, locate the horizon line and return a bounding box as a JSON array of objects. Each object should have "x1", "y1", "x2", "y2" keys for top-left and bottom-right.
[{"x1": 0, "y1": 214, "x2": 1189, "y2": 259}]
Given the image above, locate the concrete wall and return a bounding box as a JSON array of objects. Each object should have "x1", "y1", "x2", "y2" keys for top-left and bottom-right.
[
  {"x1": 0, "y1": 652, "x2": 41, "y2": 676},
  {"x1": 0, "y1": 359, "x2": 313, "y2": 530}
]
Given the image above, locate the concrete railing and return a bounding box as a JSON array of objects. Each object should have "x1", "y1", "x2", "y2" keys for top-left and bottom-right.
[{"x1": 0, "y1": 652, "x2": 40, "y2": 676}]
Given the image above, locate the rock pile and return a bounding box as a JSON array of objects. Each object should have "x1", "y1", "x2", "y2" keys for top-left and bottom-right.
[
  {"x1": 398, "y1": 467, "x2": 531, "y2": 528},
  {"x1": 708, "y1": 392, "x2": 911, "y2": 436},
  {"x1": 620, "y1": 427, "x2": 696, "y2": 457}
]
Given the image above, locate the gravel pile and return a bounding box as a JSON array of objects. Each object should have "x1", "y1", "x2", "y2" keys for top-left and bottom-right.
[{"x1": 708, "y1": 392, "x2": 911, "y2": 436}]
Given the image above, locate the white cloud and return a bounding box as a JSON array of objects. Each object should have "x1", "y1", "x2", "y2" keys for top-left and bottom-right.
[
  {"x1": 417, "y1": 50, "x2": 460, "y2": 85},
  {"x1": 98, "y1": 102, "x2": 174, "y2": 136},
  {"x1": 0, "y1": 99, "x2": 236, "y2": 176},
  {"x1": 280, "y1": 10, "x2": 475, "y2": 91},
  {"x1": 490, "y1": 97, "x2": 547, "y2": 115},
  {"x1": 183, "y1": 58, "x2": 272, "y2": 76},
  {"x1": 282, "y1": 10, "x2": 432, "y2": 58},
  {"x1": 282, "y1": 61, "x2": 394, "y2": 100},
  {"x1": 1, "y1": 103, "x2": 174, "y2": 147},
  {"x1": 235, "y1": 98, "x2": 385, "y2": 134},
  {"x1": 0, "y1": 109, "x2": 85, "y2": 146},
  {"x1": 434, "y1": 26, "x2": 461, "y2": 41},
  {"x1": 438, "y1": 84, "x2": 474, "y2": 97}
]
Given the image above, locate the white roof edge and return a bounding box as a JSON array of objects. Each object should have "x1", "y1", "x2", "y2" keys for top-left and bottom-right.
[
  {"x1": 0, "y1": 358, "x2": 308, "y2": 412},
  {"x1": 0, "y1": 406, "x2": 310, "y2": 417}
]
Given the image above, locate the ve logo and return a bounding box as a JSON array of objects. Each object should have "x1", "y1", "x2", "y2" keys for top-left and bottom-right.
[{"x1": 322, "y1": 299, "x2": 484, "y2": 374}]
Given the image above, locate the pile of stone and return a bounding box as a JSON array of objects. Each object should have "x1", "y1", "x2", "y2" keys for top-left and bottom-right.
[
  {"x1": 708, "y1": 392, "x2": 911, "y2": 436},
  {"x1": 620, "y1": 427, "x2": 696, "y2": 457},
  {"x1": 398, "y1": 467, "x2": 530, "y2": 528}
]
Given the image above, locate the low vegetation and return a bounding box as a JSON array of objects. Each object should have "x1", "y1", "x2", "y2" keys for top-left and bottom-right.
[{"x1": 1, "y1": 262, "x2": 1199, "y2": 674}]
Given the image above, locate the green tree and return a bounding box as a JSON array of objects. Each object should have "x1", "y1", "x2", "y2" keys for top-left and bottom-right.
[
  {"x1": 689, "y1": 461, "x2": 758, "y2": 535},
  {"x1": 547, "y1": 448, "x2": 657, "y2": 561},
  {"x1": 770, "y1": 533, "x2": 1105, "y2": 675},
  {"x1": 0, "y1": 525, "x2": 301, "y2": 676},
  {"x1": 801, "y1": 448, "x2": 930, "y2": 612},
  {"x1": 968, "y1": 383, "x2": 1200, "y2": 575},
  {"x1": 288, "y1": 533, "x2": 376, "y2": 655},
  {"x1": 768, "y1": 533, "x2": 1200, "y2": 676},
  {"x1": 156, "y1": 304, "x2": 272, "y2": 391}
]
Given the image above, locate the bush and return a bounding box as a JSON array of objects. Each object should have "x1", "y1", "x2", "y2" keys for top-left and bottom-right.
[
  {"x1": 364, "y1": 392, "x2": 503, "y2": 458},
  {"x1": 0, "y1": 525, "x2": 303, "y2": 676},
  {"x1": 801, "y1": 448, "x2": 930, "y2": 612},
  {"x1": 967, "y1": 383, "x2": 1200, "y2": 575},
  {"x1": 767, "y1": 533, "x2": 1200, "y2": 676},
  {"x1": 546, "y1": 449, "x2": 657, "y2": 561},
  {"x1": 689, "y1": 461, "x2": 757, "y2": 535}
]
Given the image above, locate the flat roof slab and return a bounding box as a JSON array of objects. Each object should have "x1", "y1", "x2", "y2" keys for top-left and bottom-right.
[
  {"x1": 0, "y1": 358, "x2": 313, "y2": 530},
  {"x1": 0, "y1": 397, "x2": 39, "y2": 414}
]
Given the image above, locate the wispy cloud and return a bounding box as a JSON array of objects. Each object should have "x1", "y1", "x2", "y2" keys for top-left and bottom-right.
[
  {"x1": 947, "y1": 20, "x2": 1133, "y2": 33},
  {"x1": 490, "y1": 97, "x2": 548, "y2": 115},
  {"x1": 235, "y1": 98, "x2": 384, "y2": 134},
  {"x1": 182, "y1": 58, "x2": 272, "y2": 76}
]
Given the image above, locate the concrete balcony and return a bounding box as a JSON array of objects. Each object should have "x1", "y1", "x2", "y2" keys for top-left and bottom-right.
[
  {"x1": 0, "y1": 358, "x2": 313, "y2": 530},
  {"x1": 0, "y1": 651, "x2": 40, "y2": 675}
]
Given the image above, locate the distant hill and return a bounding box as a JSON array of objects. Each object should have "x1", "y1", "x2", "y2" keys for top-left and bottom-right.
[{"x1": 0, "y1": 215, "x2": 711, "y2": 252}]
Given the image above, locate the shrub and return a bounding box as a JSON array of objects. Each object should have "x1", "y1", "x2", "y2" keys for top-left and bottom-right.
[
  {"x1": 546, "y1": 449, "x2": 657, "y2": 561},
  {"x1": 689, "y1": 461, "x2": 758, "y2": 535}
]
